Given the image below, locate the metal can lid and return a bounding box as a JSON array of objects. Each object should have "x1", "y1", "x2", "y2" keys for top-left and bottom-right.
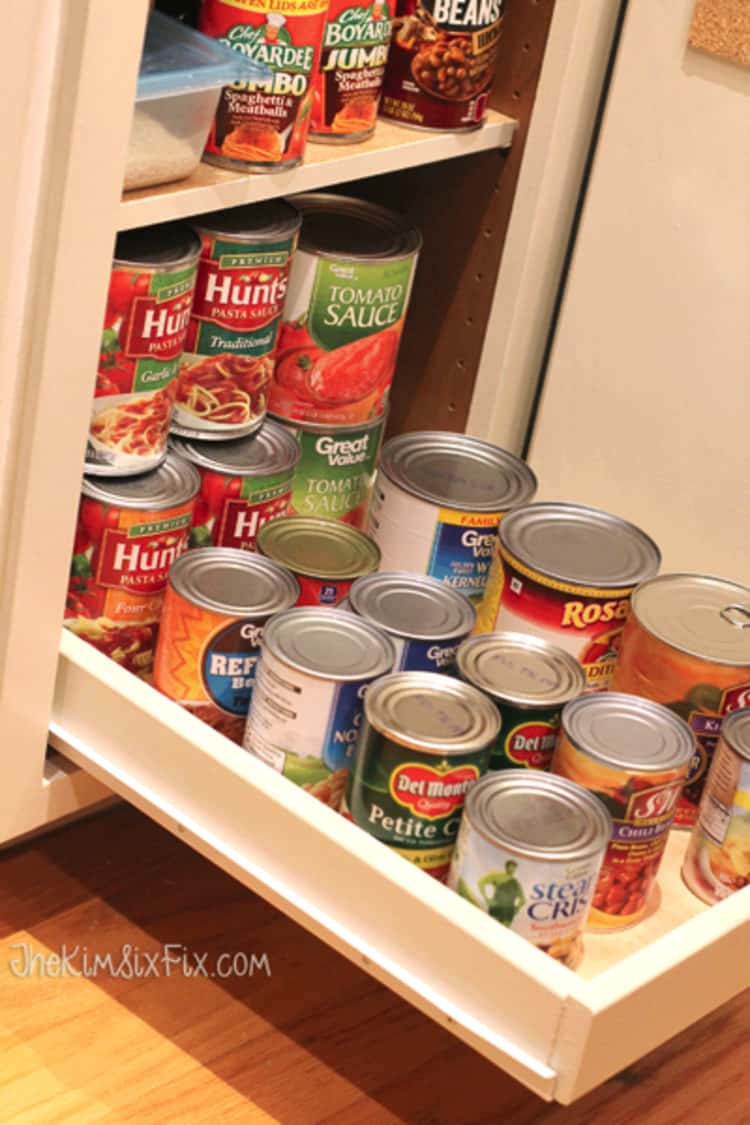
[
  {"x1": 257, "y1": 516, "x2": 380, "y2": 579},
  {"x1": 630, "y1": 573, "x2": 750, "y2": 666},
  {"x1": 290, "y1": 193, "x2": 421, "y2": 261},
  {"x1": 191, "y1": 199, "x2": 301, "y2": 242},
  {"x1": 464, "y1": 770, "x2": 612, "y2": 863},
  {"x1": 721, "y1": 708, "x2": 750, "y2": 762},
  {"x1": 364, "y1": 670, "x2": 500, "y2": 755},
  {"x1": 81, "y1": 451, "x2": 200, "y2": 510},
  {"x1": 113, "y1": 222, "x2": 201, "y2": 269},
  {"x1": 349, "y1": 571, "x2": 476, "y2": 641},
  {"x1": 499, "y1": 502, "x2": 661, "y2": 590},
  {"x1": 169, "y1": 420, "x2": 300, "y2": 477},
  {"x1": 263, "y1": 607, "x2": 394, "y2": 681},
  {"x1": 169, "y1": 548, "x2": 299, "y2": 617},
  {"x1": 379, "y1": 432, "x2": 537, "y2": 514},
  {"x1": 561, "y1": 692, "x2": 694, "y2": 773},
  {"x1": 268, "y1": 410, "x2": 387, "y2": 437},
  {"x1": 456, "y1": 631, "x2": 586, "y2": 709}
]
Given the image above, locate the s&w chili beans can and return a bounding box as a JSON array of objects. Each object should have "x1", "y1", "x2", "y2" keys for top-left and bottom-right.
[
  {"x1": 65, "y1": 453, "x2": 199, "y2": 676},
  {"x1": 87, "y1": 224, "x2": 201, "y2": 476},
  {"x1": 348, "y1": 570, "x2": 476, "y2": 672},
  {"x1": 343, "y1": 670, "x2": 499, "y2": 879},
  {"x1": 174, "y1": 202, "x2": 301, "y2": 441},
  {"x1": 271, "y1": 194, "x2": 420, "y2": 425},
  {"x1": 170, "y1": 420, "x2": 300, "y2": 551},
  {"x1": 257, "y1": 515, "x2": 380, "y2": 606},
  {"x1": 552, "y1": 693, "x2": 693, "y2": 930},
  {"x1": 682, "y1": 709, "x2": 750, "y2": 904},
  {"x1": 448, "y1": 771, "x2": 611, "y2": 967},
  {"x1": 369, "y1": 431, "x2": 536, "y2": 604},
  {"x1": 477, "y1": 502, "x2": 661, "y2": 691},
  {"x1": 612, "y1": 574, "x2": 750, "y2": 828},
  {"x1": 456, "y1": 632, "x2": 585, "y2": 772},
  {"x1": 153, "y1": 548, "x2": 299, "y2": 744},
  {"x1": 244, "y1": 606, "x2": 394, "y2": 806}
]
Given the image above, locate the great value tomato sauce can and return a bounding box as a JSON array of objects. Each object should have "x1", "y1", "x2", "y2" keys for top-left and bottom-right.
[
  {"x1": 478, "y1": 502, "x2": 661, "y2": 691},
  {"x1": 612, "y1": 574, "x2": 750, "y2": 828},
  {"x1": 175, "y1": 202, "x2": 301, "y2": 441},
  {"x1": 170, "y1": 420, "x2": 300, "y2": 550},
  {"x1": 257, "y1": 514, "x2": 380, "y2": 605},
  {"x1": 64, "y1": 453, "x2": 199, "y2": 676},
  {"x1": 369, "y1": 431, "x2": 536, "y2": 604},
  {"x1": 552, "y1": 693, "x2": 693, "y2": 930},
  {"x1": 271, "y1": 194, "x2": 420, "y2": 425},
  {"x1": 153, "y1": 547, "x2": 299, "y2": 743},
  {"x1": 86, "y1": 224, "x2": 201, "y2": 476}
]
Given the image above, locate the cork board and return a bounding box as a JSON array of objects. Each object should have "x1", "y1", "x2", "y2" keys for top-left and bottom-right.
[{"x1": 688, "y1": 0, "x2": 750, "y2": 66}]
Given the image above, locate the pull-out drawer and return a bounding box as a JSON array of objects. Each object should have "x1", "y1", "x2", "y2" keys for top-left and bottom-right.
[{"x1": 50, "y1": 631, "x2": 750, "y2": 1104}]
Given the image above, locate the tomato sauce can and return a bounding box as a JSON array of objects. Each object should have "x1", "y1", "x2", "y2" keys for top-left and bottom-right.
[
  {"x1": 154, "y1": 548, "x2": 299, "y2": 743},
  {"x1": 477, "y1": 502, "x2": 661, "y2": 691},
  {"x1": 380, "y1": 0, "x2": 504, "y2": 132},
  {"x1": 271, "y1": 410, "x2": 386, "y2": 528},
  {"x1": 369, "y1": 431, "x2": 536, "y2": 604},
  {"x1": 257, "y1": 514, "x2": 380, "y2": 606},
  {"x1": 244, "y1": 606, "x2": 394, "y2": 806},
  {"x1": 86, "y1": 224, "x2": 201, "y2": 476},
  {"x1": 271, "y1": 194, "x2": 421, "y2": 425},
  {"x1": 682, "y1": 709, "x2": 750, "y2": 904},
  {"x1": 200, "y1": 0, "x2": 328, "y2": 172},
  {"x1": 551, "y1": 693, "x2": 693, "y2": 930},
  {"x1": 612, "y1": 574, "x2": 750, "y2": 828},
  {"x1": 64, "y1": 453, "x2": 200, "y2": 676},
  {"x1": 348, "y1": 570, "x2": 476, "y2": 672},
  {"x1": 309, "y1": 0, "x2": 394, "y2": 143},
  {"x1": 169, "y1": 420, "x2": 300, "y2": 550},
  {"x1": 174, "y1": 202, "x2": 301, "y2": 441},
  {"x1": 448, "y1": 771, "x2": 611, "y2": 967},
  {"x1": 456, "y1": 632, "x2": 586, "y2": 772}
]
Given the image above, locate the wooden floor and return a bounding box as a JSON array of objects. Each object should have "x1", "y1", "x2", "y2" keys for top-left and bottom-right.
[{"x1": 0, "y1": 805, "x2": 748, "y2": 1124}]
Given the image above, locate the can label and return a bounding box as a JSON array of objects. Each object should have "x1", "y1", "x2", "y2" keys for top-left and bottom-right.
[
  {"x1": 390, "y1": 635, "x2": 463, "y2": 673},
  {"x1": 271, "y1": 245, "x2": 418, "y2": 424},
  {"x1": 295, "y1": 574, "x2": 354, "y2": 607},
  {"x1": 311, "y1": 0, "x2": 393, "y2": 139},
  {"x1": 682, "y1": 735, "x2": 750, "y2": 903},
  {"x1": 87, "y1": 259, "x2": 198, "y2": 474},
  {"x1": 188, "y1": 466, "x2": 293, "y2": 550},
  {"x1": 200, "y1": 0, "x2": 328, "y2": 170},
  {"x1": 490, "y1": 705, "x2": 562, "y2": 772}
]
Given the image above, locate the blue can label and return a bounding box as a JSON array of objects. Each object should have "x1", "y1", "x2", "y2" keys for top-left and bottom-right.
[
  {"x1": 395, "y1": 637, "x2": 462, "y2": 673},
  {"x1": 427, "y1": 508, "x2": 502, "y2": 602},
  {"x1": 201, "y1": 619, "x2": 265, "y2": 716}
]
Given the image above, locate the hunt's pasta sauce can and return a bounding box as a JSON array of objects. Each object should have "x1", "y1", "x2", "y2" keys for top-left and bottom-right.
[{"x1": 174, "y1": 202, "x2": 301, "y2": 441}]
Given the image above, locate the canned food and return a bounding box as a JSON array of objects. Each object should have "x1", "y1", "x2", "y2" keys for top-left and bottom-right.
[
  {"x1": 200, "y1": 0, "x2": 328, "y2": 172},
  {"x1": 64, "y1": 453, "x2": 199, "y2": 676},
  {"x1": 381, "y1": 0, "x2": 504, "y2": 132},
  {"x1": 552, "y1": 693, "x2": 693, "y2": 930},
  {"x1": 170, "y1": 421, "x2": 300, "y2": 551},
  {"x1": 682, "y1": 709, "x2": 750, "y2": 904},
  {"x1": 310, "y1": 0, "x2": 393, "y2": 143},
  {"x1": 272, "y1": 411, "x2": 386, "y2": 529},
  {"x1": 448, "y1": 771, "x2": 611, "y2": 967},
  {"x1": 612, "y1": 574, "x2": 750, "y2": 828},
  {"x1": 86, "y1": 224, "x2": 201, "y2": 476},
  {"x1": 174, "y1": 202, "x2": 301, "y2": 440},
  {"x1": 343, "y1": 670, "x2": 499, "y2": 879},
  {"x1": 244, "y1": 606, "x2": 394, "y2": 806},
  {"x1": 456, "y1": 632, "x2": 586, "y2": 772},
  {"x1": 271, "y1": 194, "x2": 421, "y2": 425},
  {"x1": 257, "y1": 515, "x2": 380, "y2": 606},
  {"x1": 369, "y1": 431, "x2": 536, "y2": 603},
  {"x1": 478, "y1": 502, "x2": 661, "y2": 691},
  {"x1": 349, "y1": 570, "x2": 476, "y2": 672}
]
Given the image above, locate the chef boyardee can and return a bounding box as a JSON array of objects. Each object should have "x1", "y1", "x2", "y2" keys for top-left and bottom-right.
[
  {"x1": 369, "y1": 432, "x2": 536, "y2": 605},
  {"x1": 344, "y1": 671, "x2": 499, "y2": 880},
  {"x1": 244, "y1": 606, "x2": 394, "y2": 807},
  {"x1": 448, "y1": 771, "x2": 611, "y2": 967},
  {"x1": 457, "y1": 632, "x2": 586, "y2": 772},
  {"x1": 348, "y1": 571, "x2": 475, "y2": 672},
  {"x1": 257, "y1": 515, "x2": 380, "y2": 606}
]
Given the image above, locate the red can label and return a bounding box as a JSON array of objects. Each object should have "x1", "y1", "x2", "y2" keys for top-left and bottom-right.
[
  {"x1": 295, "y1": 573, "x2": 354, "y2": 606},
  {"x1": 310, "y1": 0, "x2": 393, "y2": 139},
  {"x1": 189, "y1": 466, "x2": 294, "y2": 550}
]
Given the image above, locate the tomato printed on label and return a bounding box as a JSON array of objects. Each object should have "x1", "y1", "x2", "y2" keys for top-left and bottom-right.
[{"x1": 306, "y1": 326, "x2": 400, "y2": 404}]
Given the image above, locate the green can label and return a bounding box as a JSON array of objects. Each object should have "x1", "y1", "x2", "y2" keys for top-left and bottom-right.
[{"x1": 491, "y1": 704, "x2": 562, "y2": 772}]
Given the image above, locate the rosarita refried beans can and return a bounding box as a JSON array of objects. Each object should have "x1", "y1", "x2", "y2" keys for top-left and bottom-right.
[
  {"x1": 369, "y1": 431, "x2": 536, "y2": 603},
  {"x1": 477, "y1": 502, "x2": 661, "y2": 690},
  {"x1": 271, "y1": 194, "x2": 421, "y2": 425},
  {"x1": 612, "y1": 574, "x2": 750, "y2": 829}
]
